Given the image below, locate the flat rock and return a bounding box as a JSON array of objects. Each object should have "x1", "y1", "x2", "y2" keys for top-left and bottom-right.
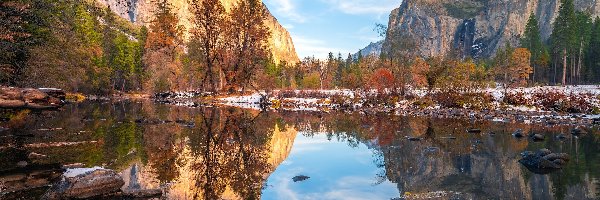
[
  {"x1": 43, "y1": 168, "x2": 125, "y2": 199},
  {"x1": 0, "y1": 87, "x2": 64, "y2": 109}
]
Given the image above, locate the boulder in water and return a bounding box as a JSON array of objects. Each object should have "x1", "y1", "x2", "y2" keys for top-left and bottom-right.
[
  {"x1": 512, "y1": 129, "x2": 525, "y2": 138},
  {"x1": 292, "y1": 175, "x2": 310, "y2": 182},
  {"x1": 529, "y1": 133, "x2": 545, "y2": 141},
  {"x1": 519, "y1": 149, "x2": 569, "y2": 174}
]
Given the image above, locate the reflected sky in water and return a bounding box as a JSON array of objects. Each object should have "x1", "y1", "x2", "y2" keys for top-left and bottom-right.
[{"x1": 263, "y1": 133, "x2": 399, "y2": 200}]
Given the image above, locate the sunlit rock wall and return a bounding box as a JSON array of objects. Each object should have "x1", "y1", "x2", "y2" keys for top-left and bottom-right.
[{"x1": 98, "y1": 0, "x2": 299, "y2": 64}]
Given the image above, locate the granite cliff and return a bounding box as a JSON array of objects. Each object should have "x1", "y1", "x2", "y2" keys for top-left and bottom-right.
[
  {"x1": 98, "y1": 0, "x2": 299, "y2": 63},
  {"x1": 383, "y1": 0, "x2": 600, "y2": 59}
]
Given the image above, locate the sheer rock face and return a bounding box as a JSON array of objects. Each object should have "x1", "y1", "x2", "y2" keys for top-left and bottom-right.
[
  {"x1": 383, "y1": 0, "x2": 600, "y2": 59},
  {"x1": 98, "y1": 0, "x2": 299, "y2": 64}
]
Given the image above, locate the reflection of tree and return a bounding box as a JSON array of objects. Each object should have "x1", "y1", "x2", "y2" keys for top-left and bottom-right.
[{"x1": 188, "y1": 107, "x2": 273, "y2": 200}]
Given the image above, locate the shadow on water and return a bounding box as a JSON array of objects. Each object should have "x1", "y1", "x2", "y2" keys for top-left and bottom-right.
[{"x1": 0, "y1": 100, "x2": 599, "y2": 199}]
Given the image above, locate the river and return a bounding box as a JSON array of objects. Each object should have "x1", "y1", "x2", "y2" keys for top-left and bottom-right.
[{"x1": 1, "y1": 100, "x2": 599, "y2": 199}]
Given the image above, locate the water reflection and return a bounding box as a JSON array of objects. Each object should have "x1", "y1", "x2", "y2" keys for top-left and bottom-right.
[{"x1": 0, "y1": 101, "x2": 599, "y2": 199}]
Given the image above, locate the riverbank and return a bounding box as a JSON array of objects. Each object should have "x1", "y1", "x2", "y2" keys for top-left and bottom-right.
[
  {"x1": 4, "y1": 85, "x2": 600, "y2": 127},
  {"x1": 214, "y1": 86, "x2": 600, "y2": 127}
]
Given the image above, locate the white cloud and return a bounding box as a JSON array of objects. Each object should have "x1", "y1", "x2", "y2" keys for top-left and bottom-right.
[
  {"x1": 321, "y1": 0, "x2": 401, "y2": 15},
  {"x1": 282, "y1": 24, "x2": 295, "y2": 29},
  {"x1": 293, "y1": 35, "x2": 353, "y2": 59},
  {"x1": 265, "y1": 0, "x2": 307, "y2": 23}
]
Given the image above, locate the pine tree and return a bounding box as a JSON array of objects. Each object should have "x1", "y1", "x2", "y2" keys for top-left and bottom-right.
[
  {"x1": 520, "y1": 12, "x2": 548, "y2": 83},
  {"x1": 586, "y1": 17, "x2": 600, "y2": 82},
  {"x1": 492, "y1": 41, "x2": 514, "y2": 86},
  {"x1": 551, "y1": 0, "x2": 577, "y2": 85},
  {"x1": 574, "y1": 12, "x2": 593, "y2": 84}
]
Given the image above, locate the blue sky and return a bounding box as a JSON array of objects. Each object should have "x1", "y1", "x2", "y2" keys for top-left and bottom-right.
[{"x1": 263, "y1": 0, "x2": 402, "y2": 59}]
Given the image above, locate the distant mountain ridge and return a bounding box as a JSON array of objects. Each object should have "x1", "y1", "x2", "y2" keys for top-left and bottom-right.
[{"x1": 354, "y1": 40, "x2": 383, "y2": 58}]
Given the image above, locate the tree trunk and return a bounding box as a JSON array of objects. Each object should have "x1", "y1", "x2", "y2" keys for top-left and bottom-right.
[
  {"x1": 532, "y1": 64, "x2": 536, "y2": 84},
  {"x1": 562, "y1": 48, "x2": 567, "y2": 85},
  {"x1": 578, "y1": 40, "x2": 583, "y2": 84}
]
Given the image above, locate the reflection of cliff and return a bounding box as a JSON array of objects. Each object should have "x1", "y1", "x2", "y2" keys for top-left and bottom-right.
[
  {"x1": 378, "y1": 120, "x2": 598, "y2": 200},
  {"x1": 272, "y1": 111, "x2": 598, "y2": 199},
  {"x1": 118, "y1": 107, "x2": 297, "y2": 199},
  {"x1": 268, "y1": 124, "x2": 297, "y2": 169}
]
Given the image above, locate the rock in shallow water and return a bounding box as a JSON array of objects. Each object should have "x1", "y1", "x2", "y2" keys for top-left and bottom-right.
[
  {"x1": 43, "y1": 168, "x2": 124, "y2": 199},
  {"x1": 292, "y1": 175, "x2": 310, "y2": 182},
  {"x1": 519, "y1": 149, "x2": 570, "y2": 174},
  {"x1": 512, "y1": 129, "x2": 525, "y2": 138},
  {"x1": 529, "y1": 133, "x2": 545, "y2": 141}
]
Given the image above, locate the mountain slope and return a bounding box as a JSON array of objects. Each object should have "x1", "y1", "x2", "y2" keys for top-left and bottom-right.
[
  {"x1": 98, "y1": 0, "x2": 299, "y2": 63},
  {"x1": 354, "y1": 40, "x2": 383, "y2": 58},
  {"x1": 383, "y1": 0, "x2": 600, "y2": 58}
]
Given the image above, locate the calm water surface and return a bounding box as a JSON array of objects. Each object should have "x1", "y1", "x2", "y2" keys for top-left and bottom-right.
[{"x1": 0, "y1": 100, "x2": 599, "y2": 200}]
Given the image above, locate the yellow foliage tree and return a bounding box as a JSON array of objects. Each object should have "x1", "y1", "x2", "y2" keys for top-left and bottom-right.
[
  {"x1": 410, "y1": 57, "x2": 430, "y2": 88},
  {"x1": 509, "y1": 48, "x2": 533, "y2": 87}
]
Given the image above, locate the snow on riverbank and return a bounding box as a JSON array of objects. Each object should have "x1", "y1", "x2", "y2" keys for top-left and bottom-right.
[
  {"x1": 216, "y1": 86, "x2": 600, "y2": 114},
  {"x1": 486, "y1": 85, "x2": 600, "y2": 100}
]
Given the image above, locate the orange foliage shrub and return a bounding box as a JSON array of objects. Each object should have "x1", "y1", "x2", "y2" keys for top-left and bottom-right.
[{"x1": 368, "y1": 68, "x2": 395, "y2": 92}]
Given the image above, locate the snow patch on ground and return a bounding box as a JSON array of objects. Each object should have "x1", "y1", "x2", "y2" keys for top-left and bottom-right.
[{"x1": 64, "y1": 167, "x2": 104, "y2": 178}]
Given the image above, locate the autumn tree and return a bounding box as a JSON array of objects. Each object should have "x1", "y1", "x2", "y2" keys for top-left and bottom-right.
[
  {"x1": 144, "y1": 0, "x2": 185, "y2": 92},
  {"x1": 189, "y1": 0, "x2": 227, "y2": 93},
  {"x1": 0, "y1": 1, "x2": 31, "y2": 85},
  {"x1": 369, "y1": 68, "x2": 395, "y2": 92},
  {"x1": 381, "y1": 27, "x2": 418, "y2": 95},
  {"x1": 410, "y1": 57, "x2": 430, "y2": 88},
  {"x1": 424, "y1": 56, "x2": 448, "y2": 91},
  {"x1": 223, "y1": 0, "x2": 271, "y2": 93},
  {"x1": 440, "y1": 59, "x2": 476, "y2": 92},
  {"x1": 508, "y1": 48, "x2": 533, "y2": 87}
]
